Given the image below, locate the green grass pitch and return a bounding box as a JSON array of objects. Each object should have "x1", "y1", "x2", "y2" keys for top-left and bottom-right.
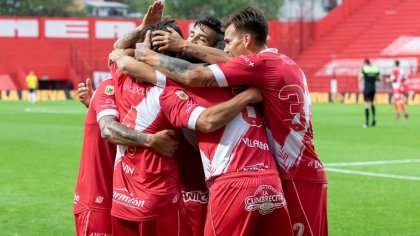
[{"x1": 0, "y1": 101, "x2": 419, "y2": 235}]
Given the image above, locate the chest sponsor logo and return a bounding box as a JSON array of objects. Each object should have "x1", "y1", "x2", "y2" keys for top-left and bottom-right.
[
  {"x1": 94, "y1": 196, "x2": 104, "y2": 204},
  {"x1": 104, "y1": 85, "x2": 115, "y2": 95},
  {"x1": 123, "y1": 84, "x2": 144, "y2": 95},
  {"x1": 113, "y1": 188, "x2": 145, "y2": 208},
  {"x1": 241, "y1": 138, "x2": 269, "y2": 150},
  {"x1": 182, "y1": 190, "x2": 209, "y2": 204},
  {"x1": 175, "y1": 90, "x2": 189, "y2": 100},
  {"x1": 245, "y1": 185, "x2": 286, "y2": 215}
]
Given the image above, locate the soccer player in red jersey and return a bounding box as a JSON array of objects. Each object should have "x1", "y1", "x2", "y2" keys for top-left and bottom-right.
[
  {"x1": 135, "y1": 7, "x2": 328, "y2": 236},
  {"x1": 388, "y1": 60, "x2": 409, "y2": 119},
  {"x1": 110, "y1": 15, "x2": 227, "y2": 236},
  {"x1": 74, "y1": 77, "x2": 177, "y2": 236}
]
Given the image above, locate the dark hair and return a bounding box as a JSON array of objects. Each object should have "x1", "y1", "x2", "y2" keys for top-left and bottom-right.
[
  {"x1": 138, "y1": 19, "x2": 184, "y2": 57},
  {"x1": 364, "y1": 59, "x2": 370, "y2": 65},
  {"x1": 195, "y1": 16, "x2": 223, "y2": 35},
  {"x1": 395, "y1": 60, "x2": 400, "y2": 66},
  {"x1": 194, "y1": 16, "x2": 225, "y2": 49},
  {"x1": 222, "y1": 7, "x2": 268, "y2": 45}
]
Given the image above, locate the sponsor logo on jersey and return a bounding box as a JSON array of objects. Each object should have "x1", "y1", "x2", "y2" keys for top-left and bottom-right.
[
  {"x1": 241, "y1": 138, "x2": 269, "y2": 150},
  {"x1": 122, "y1": 163, "x2": 135, "y2": 175},
  {"x1": 241, "y1": 163, "x2": 269, "y2": 172},
  {"x1": 245, "y1": 185, "x2": 286, "y2": 215},
  {"x1": 104, "y1": 85, "x2": 114, "y2": 95},
  {"x1": 182, "y1": 190, "x2": 209, "y2": 204},
  {"x1": 89, "y1": 232, "x2": 111, "y2": 236},
  {"x1": 94, "y1": 196, "x2": 104, "y2": 204},
  {"x1": 240, "y1": 55, "x2": 254, "y2": 67},
  {"x1": 307, "y1": 160, "x2": 324, "y2": 169},
  {"x1": 113, "y1": 188, "x2": 145, "y2": 209},
  {"x1": 175, "y1": 90, "x2": 189, "y2": 100},
  {"x1": 123, "y1": 84, "x2": 144, "y2": 95},
  {"x1": 185, "y1": 100, "x2": 197, "y2": 113},
  {"x1": 100, "y1": 98, "x2": 117, "y2": 109}
]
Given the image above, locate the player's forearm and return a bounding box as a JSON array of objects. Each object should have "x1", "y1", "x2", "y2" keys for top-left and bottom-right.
[
  {"x1": 183, "y1": 42, "x2": 231, "y2": 64},
  {"x1": 100, "y1": 117, "x2": 151, "y2": 147},
  {"x1": 196, "y1": 92, "x2": 252, "y2": 133},
  {"x1": 115, "y1": 56, "x2": 157, "y2": 85},
  {"x1": 114, "y1": 26, "x2": 143, "y2": 49},
  {"x1": 142, "y1": 49, "x2": 218, "y2": 87}
]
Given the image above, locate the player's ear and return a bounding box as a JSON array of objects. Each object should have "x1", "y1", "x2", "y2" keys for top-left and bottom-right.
[{"x1": 243, "y1": 34, "x2": 252, "y2": 48}]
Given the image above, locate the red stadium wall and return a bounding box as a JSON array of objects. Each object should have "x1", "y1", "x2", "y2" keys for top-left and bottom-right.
[{"x1": 0, "y1": 17, "x2": 288, "y2": 90}]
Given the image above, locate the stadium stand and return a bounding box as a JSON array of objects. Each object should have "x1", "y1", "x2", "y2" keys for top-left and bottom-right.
[
  {"x1": 296, "y1": 0, "x2": 420, "y2": 92},
  {"x1": 0, "y1": 0, "x2": 419, "y2": 93}
]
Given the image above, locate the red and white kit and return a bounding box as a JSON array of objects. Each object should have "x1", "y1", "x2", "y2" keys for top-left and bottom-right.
[
  {"x1": 73, "y1": 78, "x2": 118, "y2": 236},
  {"x1": 109, "y1": 63, "x2": 188, "y2": 236},
  {"x1": 391, "y1": 67, "x2": 405, "y2": 101},
  {"x1": 159, "y1": 83, "x2": 293, "y2": 236},
  {"x1": 208, "y1": 48, "x2": 328, "y2": 236}
]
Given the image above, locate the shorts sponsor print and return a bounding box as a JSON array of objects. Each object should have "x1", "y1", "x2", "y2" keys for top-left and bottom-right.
[{"x1": 245, "y1": 185, "x2": 286, "y2": 215}]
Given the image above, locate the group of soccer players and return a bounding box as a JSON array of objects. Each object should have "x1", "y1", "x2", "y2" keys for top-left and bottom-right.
[{"x1": 73, "y1": 1, "x2": 328, "y2": 235}]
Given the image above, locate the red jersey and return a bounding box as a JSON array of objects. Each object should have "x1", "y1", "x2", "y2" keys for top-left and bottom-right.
[
  {"x1": 109, "y1": 63, "x2": 181, "y2": 221},
  {"x1": 159, "y1": 84, "x2": 278, "y2": 182},
  {"x1": 73, "y1": 78, "x2": 119, "y2": 214},
  {"x1": 391, "y1": 68, "x2": 405, "y2": 91},
  {"x1": 208, "y1": 48, "x2": 327, "y2": 183}
]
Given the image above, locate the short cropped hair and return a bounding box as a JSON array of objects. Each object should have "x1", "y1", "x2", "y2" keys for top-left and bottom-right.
[
  {"x1": 194, "y1": 16, "x2": 224, "y2": 49},
  {"x1": 222, "y1": 7, "x2": 268, "y2": 45},
  {"x1": 139, "y1": 19, "x2": 184, "y2": 57}
]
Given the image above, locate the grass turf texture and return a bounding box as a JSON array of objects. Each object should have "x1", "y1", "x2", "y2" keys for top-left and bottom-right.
[{"x1": 0, "y1": 101, "x2": 419, "y2": 235}]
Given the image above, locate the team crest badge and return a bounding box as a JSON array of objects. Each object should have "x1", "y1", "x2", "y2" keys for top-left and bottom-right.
[
  {"x1": 104, "y1": 85, "x2": 115, "y2": 95},
  {"x1": 175, "y1": 90, "x2": 188, "y2": 100}
]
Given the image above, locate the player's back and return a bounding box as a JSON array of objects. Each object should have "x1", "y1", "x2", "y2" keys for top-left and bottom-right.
[{"x1": 110, "y1": 63, "x2": 180, "y2": 221}]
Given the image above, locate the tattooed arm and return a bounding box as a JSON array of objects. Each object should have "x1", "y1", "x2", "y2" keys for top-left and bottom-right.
[
  {"x1": 98, "y1": 116, "x2": 178, "y2": 157},
  {"x1": 151, "y1": 28, "x2": 231, "y2": 64},
  {"x1": 135, "y1": 43, "x2": 219, "y2": 87},
  {"x1": 113, "y1": 0, "x2": 164, "y2": 49}
]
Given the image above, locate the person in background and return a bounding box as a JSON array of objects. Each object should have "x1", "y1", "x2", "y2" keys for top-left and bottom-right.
[
  {"x1": 388, "y1": 60, "x2": 409, "y2": 120},
  {"x1": 359, "y1": 59, "x2": 380, "y2": 128},
  {"x1": 25, "y1": 70, "x2": 38, "y2": 103}
]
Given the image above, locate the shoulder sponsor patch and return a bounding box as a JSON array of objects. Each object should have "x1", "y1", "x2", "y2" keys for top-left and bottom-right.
[
  {"x1": 104, "y1": 85, "x2": 115, "y2": 95},
  {"x1": 175, "y1": 90, "x2": 188, "y2": 100}
]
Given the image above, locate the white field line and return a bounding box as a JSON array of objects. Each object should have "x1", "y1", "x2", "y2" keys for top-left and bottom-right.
[
  {"x1": 326, "y1": 168, "x2": 420, "y2": 181},
  {"x1": 24, "y1": 108, "x2": 84, "y2": 114},
  {"x1": 324, "y1": 159, "x2": 420, "y2": 167}
]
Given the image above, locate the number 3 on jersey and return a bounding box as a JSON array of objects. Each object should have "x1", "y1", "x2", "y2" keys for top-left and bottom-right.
[{"x1": 279, "y1": 85, "x2": 306, "y2": 132}]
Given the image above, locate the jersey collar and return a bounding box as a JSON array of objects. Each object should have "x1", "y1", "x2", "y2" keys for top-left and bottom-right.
[{"x1": 259, "y1": 48, "x2": 278, "y2": 54}]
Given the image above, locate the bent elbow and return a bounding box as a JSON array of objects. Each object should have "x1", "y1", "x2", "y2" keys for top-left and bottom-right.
[
  {"x1": 197, "y1": 119, "x2": 218, "y2": 133},
  {"x1": 183, "y1": 70, "x2": 202, "y2": 87},
  {"x1": 100, "y1": 125, "x2": 112, "y2": 140}
]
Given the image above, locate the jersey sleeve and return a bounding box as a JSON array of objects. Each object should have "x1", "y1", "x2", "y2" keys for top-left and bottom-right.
[
  {"x1": 208, "y1": 55, "x2": 264, "y2": 87},
  {"x1": 93, "y1": 79, "x2": 119, "y2": 122},
  {"x1": 160, "y1": 87, "x2": 205, "y2": 130}
]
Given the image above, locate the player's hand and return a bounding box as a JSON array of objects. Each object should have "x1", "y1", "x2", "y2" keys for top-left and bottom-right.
[
  {"x1": 109, "y1": 49, "x2": 127, "y2": 62},
  {"x1": 151, "y1": 27, "x2": 185, "y2": 52},
  {"x1": 135, "y1": 32, "x2": 153, "y2": 61},
  {"x1": 140, "y1": 0, "x2": 164, "y2": 27},
  {"x1": 147, "y1": 129, "x2": 179, "y2": 157},
  {"x1": 78, "y1": 78, "x2": 93, "y2": 108},
  {"x1": 243, "y1": 87, "x2": 263, "y2": 104}
]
